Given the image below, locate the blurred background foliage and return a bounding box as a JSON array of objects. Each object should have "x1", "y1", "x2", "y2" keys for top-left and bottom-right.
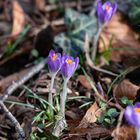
[
  {"x1": 116, "y1": 0, "x2": 140, "y2": 26},
  {"x1": 54, "y1": 8, "x2": 98, "y2": 56}
]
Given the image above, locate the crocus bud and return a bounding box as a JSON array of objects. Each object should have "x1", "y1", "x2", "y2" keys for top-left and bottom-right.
[
  {"x1": 61, "y1": 55, "x2": 79, "y2": 80},
  {"x1": 96, "y1": 0, "x2": 117, "y2": 24},
  {"x1": 124, "y1": 102, "x2": 140, "y2": 128},
  {"x1": 47, "y1": 50, "x2": 62, "y2": 74}
]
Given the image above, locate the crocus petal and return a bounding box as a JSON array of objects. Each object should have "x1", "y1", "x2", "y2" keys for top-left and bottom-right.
[
  {"x1": 96, "y1": 0, "x2": 117, "y2": 24},
  {"x1": 67, "y1": 56, "x2": 75, "y2": 62},
  {"x1": 133, "y1": 103, "x2": 140, "y2": 127},
  {"x1": 125, "y1": 106, "x2": 136, "y2": 126},
  {"x1": 102, "y1": 1, "x2": 111, "y2": 10},
  {"x1": 49, "y1": 50, "x2": 55, "y2": 56},
  {"x1": 47, "y1": 50, "x2": 62, "y2": 74},
  {"x1": 132, "y1": 112, "x2": 140, "y2": 127},
  {"x1": 48, "y1": 58, "x2": 61, "y2": 73},
  {"x1": 61, "y1": 54, "x2": 67, "y2": 63},
  {"x1": 97, "y1": 0, "x2": 102, "y2": 9},
  {"x1": 74, "y1": 57, "x2": 79, "y2": 70},
  {"x1": 61, "y1": 55, "x2": 79, "y2": 79},
  {"x1": 61, "y1": 62, "x2": 75, "y2": 78},
  {"x1": 103, "y1": 2, "x2": 113, "y2": 22},
  {"x1": 124, "y1": 102, "x2": 140, "y2": 128},
  {"x1": 134, "y1": 102, "x2": 140, "y2": 108},
  {"x1": 104, "y1": 8, "x2": 113, "y2": 22},
  {"x1": 96, "y1": 0, "x2": 105, "y2": 23},
  {"x1": 57, "y1": 53, "x2": 61, "y2": 59},
  {"x1": 111, "y1": 3, "x2": 117, "y2": 17}
]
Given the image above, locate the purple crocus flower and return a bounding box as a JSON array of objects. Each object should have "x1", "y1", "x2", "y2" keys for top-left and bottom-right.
[
  {"x1": 61, "y1": 55, "x2": 79, "y2": 79},
  {"x1": 96, "y1": 0, "x2": 117, "y2": 24},
  {"x1": 47, "y1": 50, "x2": 62, "y2": 74},
  {"x1": 124, "y1": 102, "x2": 140, "y2": 128}
]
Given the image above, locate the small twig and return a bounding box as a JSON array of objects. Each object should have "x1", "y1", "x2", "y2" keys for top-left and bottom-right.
[
  {"x1": 0, "y1": 101, "x2": 25, "y2": 139},
  {"x1": 1, "y1": 60, "x2": 46, "y2": 102},
  {"x1": 116, "y1": 109, "x2": 124, "y2": 134},
  {"x1": 95, "y1": 91, "x2": 123, "y2": 110},
  {"x1": 51, "y1": 19, "x2": 64, "y2": 26},
  {"x1": 9, "y1": 89, "x2": 26, "y2": 109},
  {"x1": 44, "y1": 1, "x2": 92, "y2": 12},
  {"x1": 95, "y1": 87, "x2": 123, "y2": 110},
  {"x1": 84, "y1": 34, "x2": 118, "y2": 76},
  {"x1": 0, "y1": 59, "x2": 47, "y2": 139}
]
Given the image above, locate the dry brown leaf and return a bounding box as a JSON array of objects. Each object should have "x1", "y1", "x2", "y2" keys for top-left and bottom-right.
[
  {"x1": 99, "y1": 12, "x2": 140, "y2": 62},
  {"x1": 113, "y1": 79, "x2": 139, "y2": 101},
  {"x1": 78, "y1": 102, "x2": 101, "y2": 128},
  {"x1": 69, "y1": 126, "x2": 111, "y2": 140},
  {"x1": 112, "y1": 125, "x2": 136, "y2": 140},
  {"x1": 77, "y1": 75, "x2": 92, "y2": 90},
  {"x1": 12, "y1": 0, "x2": 26, "y2": 35}
]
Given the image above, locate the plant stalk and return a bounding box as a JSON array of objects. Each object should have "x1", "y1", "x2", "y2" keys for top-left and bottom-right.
[
  {"x1": 49, "y1": 74, "x2": 55, "y2": 105},
  {"x1": 52, "y1": 78, "x2": 68, "y2": 136},
  {"x1": 136, "y1": 127, "x2": 140, "y2": 140},
  {"x1": 91, "y1": 23, "x2": 103, "y2": 60},
  {"x1": 48, "y1": 73, "x2": 56, "y2": 116},
  {"x1": 60, "y1": 78, "x2": 68, "y2": 116}
]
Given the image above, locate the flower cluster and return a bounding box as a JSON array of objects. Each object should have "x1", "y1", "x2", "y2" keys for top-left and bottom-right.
[
  {"x1": 96, "y1": 0, "x2": 117, "y2": 24},
  {"x1": 47, "y1": 50, "x2": 79, "y2": 80},
  {"x1": 47, "y1": 50, "x2": 79, "y2": 135},
  {"x1": 124, "y1": 102, "x2": 140, "y2": 128}
]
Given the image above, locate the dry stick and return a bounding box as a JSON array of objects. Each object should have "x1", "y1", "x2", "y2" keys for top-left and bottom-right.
[
  {"x1": 0, "y1": 59, "x2": 47, "y2": 139},
  {"x1": 1, "y1": 60, "x2": 46, "y2": 102},
  {"x1": 0, "y1": 101, "x2": 25, "y2": 140},
  {"x1": 96, "y1": 90, "x2": 122, "y2": 111},
  {"x1": 116, "y1": 109, "x2": 124, "y2": 134},
  {"x1": 44, "y1": 0, "x2": 93, "y2": 12},
  {"x1": 9, "y1": 89, "x2": 26, "y2": 109},
  {"x1": 84, "y1": 34, "x2": 118, "y2": 76},
  {"x1": 93, "y1": 91, "x2": 123, "y2": 110}
]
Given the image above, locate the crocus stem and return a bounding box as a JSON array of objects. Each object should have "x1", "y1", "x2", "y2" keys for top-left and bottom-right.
[
  {"x1": 91, "y1": 23, "x2": 103, "y2": 60},
  {"x1": 136, "y1": 127, "x2": 140, "y2": 140},
  {"x1": 52, "y1": 79, "x2": 68, "y2": 137},
  {"x1": 48, "y1": 73, "x2": 56, "y2": 115},
  {"x1": 60, "y1": 79, "x2": 68, "y2": 116}
]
